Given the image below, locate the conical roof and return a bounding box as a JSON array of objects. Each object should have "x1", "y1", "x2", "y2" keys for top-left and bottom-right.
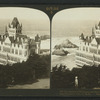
[{"x1": 11, "y1": 17, "x2": 19, "y2": 28}]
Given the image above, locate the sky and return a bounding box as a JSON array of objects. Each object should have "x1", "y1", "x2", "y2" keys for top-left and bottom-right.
[
  {"x1": 52, "y1": 7, "x2": 100, "y2": 37},
  {"x1": 0, "y1": 7, "x2": 50, "y2": 38},
  {"x1": 0, "y1": 7, "x2": 47, "y2": 20}
]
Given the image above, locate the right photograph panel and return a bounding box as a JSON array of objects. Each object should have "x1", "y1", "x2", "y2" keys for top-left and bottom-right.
[{"x1": 51, "y1": 8, "x2": 100, "y2": 89}]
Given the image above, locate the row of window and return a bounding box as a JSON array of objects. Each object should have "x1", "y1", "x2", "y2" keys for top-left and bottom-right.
[
  {"x1": 91, "y1": 44, "x2": 97, "y2": 47},
  {"x1": 8, "y1": 56, "x2": 20, "y2": 62},
  {"x1": 0, "y1": 44, "x2": 28, "y2": 50},
  {"x1": 82, "y1": 46, "x2": 90, "y2": 52},
  {"x1": 0, "y1": 60, "x2": 6, "y2": 64},
  {"x1": 96, "y1": 30, "x2": 100, "y2": 34},
  {"x1": 0, "y1": 53, "x2": 7, "y2": 59},
  {"x1": 76, "y1": 52, "x2": 100, "y2": 62},
  {"x1": 93, "y1": 56, "x2": 100, "y2": 62},
  {"x1": 3, "y1": 47, "x2": 10, "y2": 53},
  {"x1": 82, "y1": 46, "x2": 100, "y2": 54},
  {"x1": 76, "y1": 52, "x2": 93, "y2": 60},
  {"x1": 0, "y1": 47, "x2": 23, "y2": 55},
  {"x1": 0, "y1": 53, "x2": 21, "y2": 62},
  {"x1": 5, "y1": 43, "x2": 11, "y2": 46},
  {"x1": 76, "y1": 60, "x2": 91, "y2": 66},
  {"x1": 0, "y1": 45, "x2": 28, "y2": 57},
  {"x1": 90, "y1": 48, "x2": 97, "y2": 54},
  {"x1": 76, "y1": 57, "x2": 92, "y2": 65},
  {"x1": 16, "y1": 30, "x2": 21, "y2": 33},
  {"x1": 76, "y1": 60, "x2": 84, "y2": 65}
]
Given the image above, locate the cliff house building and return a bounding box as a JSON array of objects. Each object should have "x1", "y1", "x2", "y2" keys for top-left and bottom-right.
[
  {"x1": 76, "y1": 21, "x2": 100, "y2": 67},
  {"x1": 0, "y1": 17, "x2": 41, "y2": 65}
]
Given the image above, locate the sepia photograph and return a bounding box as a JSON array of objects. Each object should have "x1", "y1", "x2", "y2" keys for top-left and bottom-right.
[
  {"x1": 51, "y1": 7, "x2": 100, "y2": 89},
  {"x1": 0, "y1": 7, "x2": 50, "y2": 89}
]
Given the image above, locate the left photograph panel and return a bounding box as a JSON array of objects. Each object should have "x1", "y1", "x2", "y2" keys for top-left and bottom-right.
[{"x1": 0, "y1": 7, "x2": 50, "y2": 89}]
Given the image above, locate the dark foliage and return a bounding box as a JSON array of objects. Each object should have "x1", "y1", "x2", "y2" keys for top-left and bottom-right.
[
  {"x1": 0, "y1": 54, "x2": 50, "y2": 88},
  {"x1": 51, "y1": 64, "x2": 100, "y2": 89},
  {"x1": 51, "y1": 65, "x2": 75, "y2": 89}
]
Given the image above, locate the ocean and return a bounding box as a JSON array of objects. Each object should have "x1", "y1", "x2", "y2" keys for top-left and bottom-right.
[{"x1": 51, "y1": 36, "x2": 80, "y2": 70}]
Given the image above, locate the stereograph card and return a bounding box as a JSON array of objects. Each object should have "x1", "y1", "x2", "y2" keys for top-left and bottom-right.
[{"x1": 0, "y1": 1, "x2": 99, "y2": 97}]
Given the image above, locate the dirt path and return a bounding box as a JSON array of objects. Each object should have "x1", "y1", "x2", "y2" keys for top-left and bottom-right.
[{"x1": 7, "y1": 78, "x2": 50, "y2": 89}]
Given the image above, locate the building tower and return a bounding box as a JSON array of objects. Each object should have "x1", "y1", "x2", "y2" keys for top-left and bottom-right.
[
  {"x1": 93, "y1": 22, "x2": 100, "y2": 38},
  {"x1": 35, "y1": 34, "x2": 41, "y2": 54},
  {"x1": 6, "y1": 17, "x2": 22, "y2": 37},
  {"x1": 79, "y1": 33, "x2": 85, "y2": 50},
  {"x1": 11, "y1": 17, "x2": 22, "y2": 34}
]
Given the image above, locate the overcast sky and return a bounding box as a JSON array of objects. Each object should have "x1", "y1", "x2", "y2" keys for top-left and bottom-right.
[
  {"x1": 0, "y1": 7, "x2": 48, "y2": 20},
  {"x1": 0, "y1": 7, "x2": 50, "y2": 37},
  {"x1": 52, "y1": 7, "x2": 100, "y2": 37}
]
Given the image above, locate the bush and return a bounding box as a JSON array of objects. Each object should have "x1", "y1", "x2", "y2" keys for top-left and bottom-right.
[
  {"x1": 0, "y1": 54, "x2": 50, "y2": 88},
  {"x1": 51, "y1": 64, "x2": 100, "y2": 89}
]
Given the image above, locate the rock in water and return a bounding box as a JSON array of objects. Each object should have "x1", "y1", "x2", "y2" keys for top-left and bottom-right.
[
  {"x1": 52, "y1": 49, "x2": 69, "y2": 56},
  {"x1": 54, "y1": 39, "x2": 78, "y2": 49}
]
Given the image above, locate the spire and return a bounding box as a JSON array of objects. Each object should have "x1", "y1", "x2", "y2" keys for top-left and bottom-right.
[{"x1": 11, "y1": 17, "x2": 19, "y2": 28}]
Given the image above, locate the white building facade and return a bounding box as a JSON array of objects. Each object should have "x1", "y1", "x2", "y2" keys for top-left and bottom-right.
[
  {"x1": 0, "y1": 17, "x2": 41, "y2": 65},
  {"x1": 76, "y1": 22, "x2": 100, "y2": 67}
]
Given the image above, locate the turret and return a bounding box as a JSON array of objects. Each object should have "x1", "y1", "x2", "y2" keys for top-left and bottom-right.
[
  {"x1": 35, "y1": 34, "x2": 41, "y2": 54},
  {"x1": 35, "y1": 34, "x2": 41, "y2": 42},
  {"x1": 93, "y1": 22, "x2": 100, "y2": 38}
]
